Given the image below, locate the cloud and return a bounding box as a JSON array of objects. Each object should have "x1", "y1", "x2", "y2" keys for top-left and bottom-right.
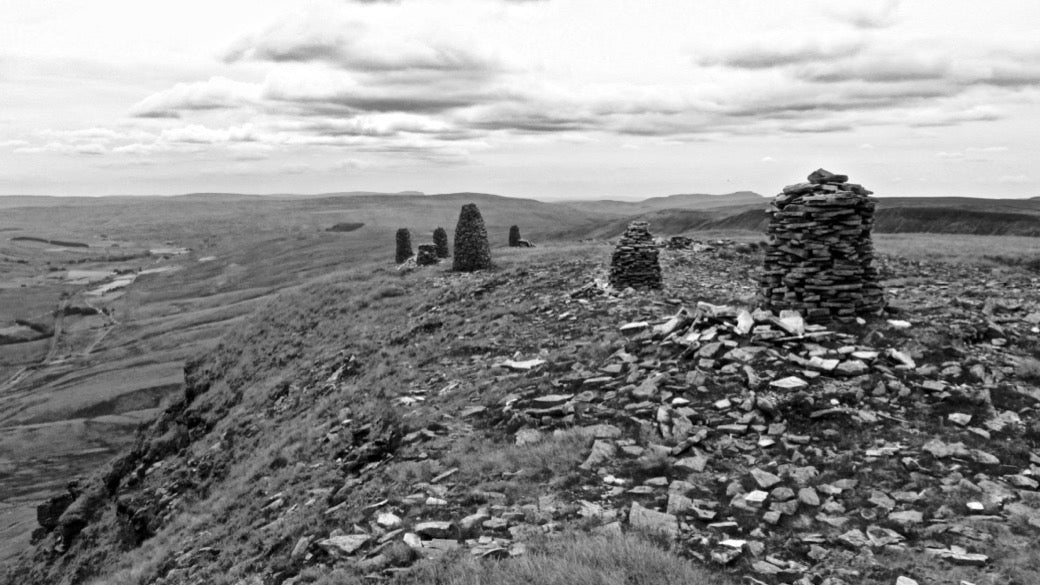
[
  {"x1": 130, "y1": 77, "x2": 262, "y2": 118},
  {"x1": 761, "y1": 156, "x2": 775, "y2": 162},
  {"x1": 38, "y1": 127, "x2": 124, "y2": 142},
  {"x1": 14, "y1": 141, "x2": 106, "y2": 155},
  {"x1": 160, "y1": 124, "x2": 260, "y2": 144},
  {"x1": 795, "y1": 53, "x2": 949, "y2": 83},
  {"x1": 936, "y1": 146, "x2": 1008, "y2": 160},
  {"x1": 826, "y1": 0, "x2": 901, "y2": 29},
  {"x1": 0, "y1": 139, "x2": 30, "y2": 148},
  {"x1": 696, "y1": 38, "x2": 864, "y2": 69},
  {"x1": 222, "y1": 8, "x2": 499, "y2": 77},
  {"x1": 780, "y1": 120, "x2": 853, "y2": 133}
]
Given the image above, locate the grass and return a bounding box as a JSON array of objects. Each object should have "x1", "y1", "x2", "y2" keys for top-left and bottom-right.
[
  {"x1": 395, "y1": 531, "x2": 732, "y2": 585},
  {"x1": 1016, "y1": 357, "x2": 1040, "y2": 384},
  {"x1": 7, "y1": 228, "x2": 1040, "y2": 584},
  {"x1": 874, "y1": 233, "x2": 1040, "y2": 266},
  {"x1": 440, "y1": 429, "x2": 591, "y2": 501}
]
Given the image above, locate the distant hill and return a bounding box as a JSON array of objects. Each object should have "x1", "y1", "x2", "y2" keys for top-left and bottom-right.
[
  {"x1": 2, "y1": 192, "x2": 1037, "y2": 239},
  {"x1": 671, "y1": 197, "x2": 1040, "y2": 238},
  {"x1": 559, "y1": 191, "x2": 766, "y2": 216}
]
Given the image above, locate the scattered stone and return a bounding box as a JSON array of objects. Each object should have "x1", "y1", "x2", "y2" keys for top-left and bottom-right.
[
  {"x1": 414, "y1": 521, "x2": 453, "y2": 539},
  {"x1": 751, "y1": 468, "x2": 783, "y2": 489},
  {"x1": 798, "y1": 488, "x2": 820, "y2": 507},
  {"x1": 771, "y1": 376, "x2": 808, "y2": 390},
  {"x1": 887, "y1": 511, "x2": 923, "y2": 526},
  {"x1": 580, "y1": 440, "x2": 617, "y2": 470},
  {"x1": 376, "y1": 511, "x2": 402, "y2": 529},
  {"x1": 628, "y1": 502, "x2": 679, "y2": 540},
  {"x1": 317, "y1": 534, "x2": 369, "y2": 557}
]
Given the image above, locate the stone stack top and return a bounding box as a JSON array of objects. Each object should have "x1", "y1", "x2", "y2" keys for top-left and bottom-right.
[
  {"x1": 760, "y1": 169, "x2": 884, "y2": 322},
  {"x1": 609, "y1": 221, "x2": 662, "y2": 290}
]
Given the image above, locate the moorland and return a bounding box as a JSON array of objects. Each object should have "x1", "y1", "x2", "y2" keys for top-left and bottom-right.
[{"x1": 1, "y1": 189, "x2": 1039, "y2": 584}]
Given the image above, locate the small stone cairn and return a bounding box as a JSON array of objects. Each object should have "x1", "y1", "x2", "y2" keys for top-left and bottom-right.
[
  {"x1": 452, "y1": 203, "x2": 492, "y2": 272},
  {"x1": 609, "y1": 221, "x2": 662, "y2": 290},
  {"x1": 416, "y1": 244, "x2": 439, "y2": 266},
  {"x1": 395, "y1": 228, "x2": 413, "y2": 264},
  {"x1": 432, "y1": 227, "x2": 450, "y2": 258},
  {"x1": 760, "y1": 169, "x2": 885, "y2": 322}
]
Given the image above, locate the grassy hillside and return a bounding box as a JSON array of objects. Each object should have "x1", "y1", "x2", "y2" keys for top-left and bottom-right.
[
  {"x1": 626, "y1": 198, "x2": 1040, "y2": 239},
  {"x1": 4, "y1": 237, "x2": 1040, "y2": 585}
]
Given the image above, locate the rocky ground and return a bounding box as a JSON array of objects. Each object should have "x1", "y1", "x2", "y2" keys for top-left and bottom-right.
[{"x1": 8, "y1": 240, "x2": 1040, "y2": 585}]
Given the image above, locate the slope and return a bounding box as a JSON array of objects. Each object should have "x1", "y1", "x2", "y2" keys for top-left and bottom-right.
[{"x1": 6, "y1": 241, "x2": 1040, "y2": 585}]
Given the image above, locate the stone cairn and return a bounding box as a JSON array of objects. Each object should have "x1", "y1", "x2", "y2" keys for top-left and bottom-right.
[
  {"x1": 395, "y1": 228, "x2": 413, "y2": 264},
  {"x1": 432, "y1": 227, "x2": 450, "y2": 258},
  {"x1": 508, "y1": 225, "x2": 522, "y2": 247},
  {"x1": 416, "y1": 244, "x2": 439, "y2": 266},
  {"x1": 609, "y1": 221, "x2": 662, "y2": 290},
  {"x1": 452, "y1": 203, "x2": 492, "y2": 272},
  {"x1": 759, "y1": 169, "x2": 885, "y2": 322}
]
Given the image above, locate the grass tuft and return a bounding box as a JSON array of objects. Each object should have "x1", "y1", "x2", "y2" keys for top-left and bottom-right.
[{"x1": 396, "y1": 531, "x2": 730, "y2": 585}]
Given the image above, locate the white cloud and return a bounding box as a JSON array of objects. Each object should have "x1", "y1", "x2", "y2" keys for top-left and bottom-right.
[
  {"x1": 696, "y1": 37, "x2": 865, "y2": 69},
  {"x1": 160, "y1": 123, "x2": 260, "y2": 144},
  {"x1": 130, "y1": 77, "x2": 262, "y2": 117},
  {"x1": 825, "y1": 0, "x2": 902, "y2": 29},
  {"x1": 14, "y1": 141, "x2": 105, "y2": 155}
]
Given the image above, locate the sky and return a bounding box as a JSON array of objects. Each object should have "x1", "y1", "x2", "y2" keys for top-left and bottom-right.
[{"x1": 1, "y1": 0, "x2": 1038, "y2": 199}]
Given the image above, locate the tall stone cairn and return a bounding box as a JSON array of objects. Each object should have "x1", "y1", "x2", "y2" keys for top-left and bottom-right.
[
  {"x1": 759, "y1": 168, "x2": 885, "y2": 322},
  {"x1": 508, "y1": 225, "x2": 522, "y2": 247},
  {"x1": 432, "y1": 227, "x2": 450, "y2": 258},
  {"x1": 416, "y1": 244, "x2": 439, "y2": 266},
  {"x1": 452, "y1": 203, "x2": 492, "y2": 272},
  {"x1": 395, "y1": 228, "x2": 413, "y2": 264},
  {"x1": 609, "y1": 221, "x2": 662, "y2": 290}
]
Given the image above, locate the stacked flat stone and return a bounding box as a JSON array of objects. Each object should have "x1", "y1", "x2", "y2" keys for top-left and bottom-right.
[
  {"x1": 395, "y1": 228, "x2": 413, "y2": 264},
  {"x1": 452, "y1": 203, "x2": 492, "y2": 272},
  {"x1": 416, "y1": 244, "x2": 439, "y2": 266},
  {"x1": 760, "y1": 169, "x2": 885, "y2": 322},
  {"x1": 609, "y1": 221, "x2": 662, "y2": 290},
  {"x1": 432, "y1": 227, "x2": 450, "y2": 258}
]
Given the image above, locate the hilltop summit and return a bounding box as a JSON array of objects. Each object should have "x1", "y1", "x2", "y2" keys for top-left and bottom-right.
[{"x1": 6, "y1": 238, "x2": 1040, "y2": 585}]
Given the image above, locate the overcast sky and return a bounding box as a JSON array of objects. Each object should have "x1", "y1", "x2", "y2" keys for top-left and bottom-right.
[{"x1": 2, "y1": 0, "x2": 1038, "y2": 199}]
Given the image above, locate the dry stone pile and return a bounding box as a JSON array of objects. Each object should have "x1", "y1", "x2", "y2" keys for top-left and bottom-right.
[
  {"x1": 760, "y1": 169, "x2": 885, "y2": 322},
  {"x1": 416, "y1": 244, "x2": 439, "y2": 266},
  {"x1": 452, "y1": 204, "x2": 492, "y2": 272},
  {"x1": 609, "y1": 221, "x2": 662, "y2": 290},
  {"x1": 432, "y1": 227, "x2": 450, "y2": 258},
  {"x1": 395, "y1": 228, "x2": 413, "y2": 264}
]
